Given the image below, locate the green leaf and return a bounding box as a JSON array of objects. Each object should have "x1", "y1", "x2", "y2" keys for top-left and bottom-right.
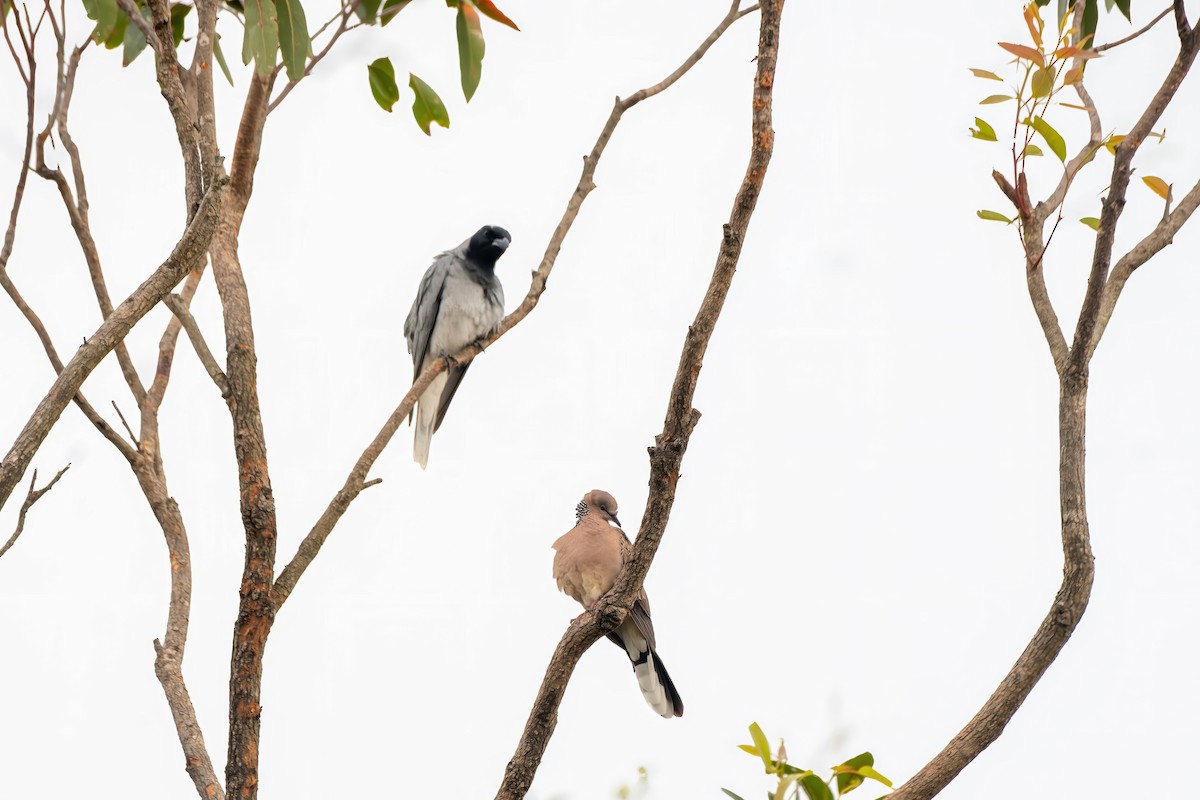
[
  {"x1": 355, "y1": 0, "x2": 381, "y2": 23},
  {"x1": 1142, "y1": 175, "x2": 1171, "y2": 200},
  {"x1": 979, "y1": 94, "x2": 1013, "y2": 104},
  {"x1": 749, "y1": 723, "x2": 774, "y2": 772},
  {"x1": 456, "y1": 0, "x2": 486, "y2": 101},
  {"x1": 213, "y1": 32, "x2": 235, "y2": 86},
  {"x1": 367, "y1": 56, "x2": 400, "y2": 112},
  {"x1": 409, "y1": 72, "x2": 450, "y2": 134},
  {"x1": 977, "y1": 209, "x2": 1014, "y2": 223},
  {"x1": 83, "y1": 0, "x2": 120, "y2": 43},
  {"x1": 170, "y1": 3, "x2": 191, "y2": 47},
  {"x1": 1031, "y1": 66, "x2": 1055, "y2": 98},
  {"x1": 379, "y1": 0, "x2": 411, "y2": 25},
  {"x1": 722, "y1": 791, "x2": 747, "y2": 800},
  {"x1": 1080, "y1": 216, "x2": 1101, "y2": 230},
  {"x1": 1081, "y1": 0, "x2": 1098, "y2": 49},
  {"x1": 1023, "y1": 143, "x2": 1044, "y2": 156},
  {"x1": 276, "y1": 0, "x2": 310, "y2": 81},
  {"x1": 855, "y1": 766, "x2": 893, "y2": 788},
  {"x1": 103, "y1": 11, "x2": 128, "y2": 49},
  {"x1": 242, "y1": 0, "x2": 280, "y2": 78},
  {"x1": 835, "y1": 753, "x2": 874, "y2": 796},
  {"x1": 737, "y1": 744, "x2": 761, "y2": 757},
  {"x1": 472, "y1": 0, "x2": 518, "y2": 29},
  {"x1": 969, "y1": 117, "x2": 997, "y2": 142},
  {"x1": 969, "y1": 68, "x2": 1004, "y2": 81},
  {"x1": 1028, "y1": 115, "x2": 1066, "y2": 160},
  {"x1": 1113, "y1": 0, "x2": 1131, "y2": 20},
  {"x1": 122, "y1": 7, "x2": 150, "y2": 66},
  {"x1": 799, "y1": 774, "x2": 835, "y2": 800}
]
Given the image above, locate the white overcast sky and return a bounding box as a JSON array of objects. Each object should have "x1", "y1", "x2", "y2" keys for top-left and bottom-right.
[{"x1": 2, "y1": 1, "x2": 1198, "y2": 798}]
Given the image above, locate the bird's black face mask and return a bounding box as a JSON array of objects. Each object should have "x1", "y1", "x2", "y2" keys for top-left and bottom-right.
[{"x1": 468, "y1": 225, "x2": 512, "y2": 268}]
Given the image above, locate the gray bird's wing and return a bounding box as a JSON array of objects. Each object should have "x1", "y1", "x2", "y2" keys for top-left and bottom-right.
[
  {"x1": 433, "y1": 363, "x2": 471, "y2": 433},
  {"x1": 404, "y1": 252, "x2": 457, "y2": 382}
]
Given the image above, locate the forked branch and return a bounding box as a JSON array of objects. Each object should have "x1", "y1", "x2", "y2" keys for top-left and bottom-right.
[{"x1": 0, "y1": 465, "x2": 70, "y2": 559}]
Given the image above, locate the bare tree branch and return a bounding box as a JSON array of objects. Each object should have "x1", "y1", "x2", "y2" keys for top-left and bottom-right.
[
  {"x1": 272, "y1": 0, "x2": 762, "y2": 612},
  {"x1": 0, "y1": 465, "x2": 70, "y2": 559},
  {"x1": 494, "y1": 2, "x2": 783, "y2": 797},
  {"x1": 1089, "y1": 172, "x2": 1200, "y2": 356},
  {"x1": 890, "y1": 16, "x2": 1200, "y2": 800},
  {"x1": 209, "y1": 72, "x2": 280, "y2": 800},
  {"x1": 0, "y1": 173, "x2": 227, "y2": 514},
  {"x1": 163, "y1": 290, "x2": 231, "y2": 397},
  {"x1": 267, "y1": 0, "x2": 361, "y2": 112},
  {"x1": 33, "y1": 31, "x2": 149, "y2": 405},
  {"x1": 1095, "y1": 6, "x2": 1173, "y2": 52}
]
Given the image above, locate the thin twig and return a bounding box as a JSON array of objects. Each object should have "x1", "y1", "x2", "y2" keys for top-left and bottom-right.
[
  {"x1": 0, "y1": 172, "x2": 227, "y2": 514},
  {"x1": 0, "y1": 464, "x2": 71, "y2": 559},
  {"x1": 112, "y1": 401, "x2": 140, "y2": 446},
  {"x1": 267, "y1": 0, "x2": 361, "y2": 112},
  {"x1": 163, "y1": 292, "x2": 231, "y2": 397},
  {"x1": 1095, "y1": 5, "x2": 1173, "y2": 52}
]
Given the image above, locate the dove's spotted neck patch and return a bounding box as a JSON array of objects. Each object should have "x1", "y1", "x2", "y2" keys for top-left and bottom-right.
[{"x1": 575, "y1": 500, "x2": 589, "y2": 522}]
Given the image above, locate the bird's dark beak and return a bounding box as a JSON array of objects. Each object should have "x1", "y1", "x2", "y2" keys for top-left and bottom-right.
[
  {"x1": 612, "y1": 514, "x2": 622, "y2": 528},
  {"x1": 493, "y1": 236, "x2": 510, "y2": 252}
]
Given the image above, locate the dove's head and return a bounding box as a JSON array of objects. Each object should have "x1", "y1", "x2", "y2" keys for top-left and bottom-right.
[{"x1": 581, "y1": 489, "x2": 620, "y2": 528}]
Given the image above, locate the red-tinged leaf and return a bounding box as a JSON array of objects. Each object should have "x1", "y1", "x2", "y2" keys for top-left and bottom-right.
[
  {"x1": 999, "y1": 41, "x2": 1045, "y2": 66},
  {"x1": 1080, "y1": 216, "x2": 1101, "y2": 230},
  {"x1": 1054, "y1": 45, "x2": 1080, "y2": 58},
  {"x1": 1142, "y1": 175, "x2": 1171, "y2": 201},
  {"x1": 455, "y1": 1, "x2": 485, "y2": 101},
  {"x1": 970, "y1": 117, "x2": 997, "y2": 142},
  {"x1": 409, "y1": 72, "x2": 450, "y2": 134},
  {"x1": 1023, "y1": 4, "x2": 1043, "y2": 48},
  {"x1": 980, "y1": 94, "x2": 1013, "y2": 104},
  {"x1": 472, "y1": 0, "x2": 518, "y2": 30},
  {"x1": 977, "y1": 209, "x2": 1014, "y2": 223},
  {"x1": 970, "y1": 68, "x2": 1004, "y2": 81},
  {"x1": 1062, "y1": 66, "x2": 1083, "y2": 85}
]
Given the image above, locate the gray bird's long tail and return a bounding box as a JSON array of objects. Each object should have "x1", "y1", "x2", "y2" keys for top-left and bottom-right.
[{"x1": 412, "y1": 372, "x2": 447, "y2": 469}]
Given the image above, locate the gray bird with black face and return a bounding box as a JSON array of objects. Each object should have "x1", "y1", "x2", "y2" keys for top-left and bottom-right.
[{"x1": 404, "y1": 225, "x2": 510, "y2": 468}]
